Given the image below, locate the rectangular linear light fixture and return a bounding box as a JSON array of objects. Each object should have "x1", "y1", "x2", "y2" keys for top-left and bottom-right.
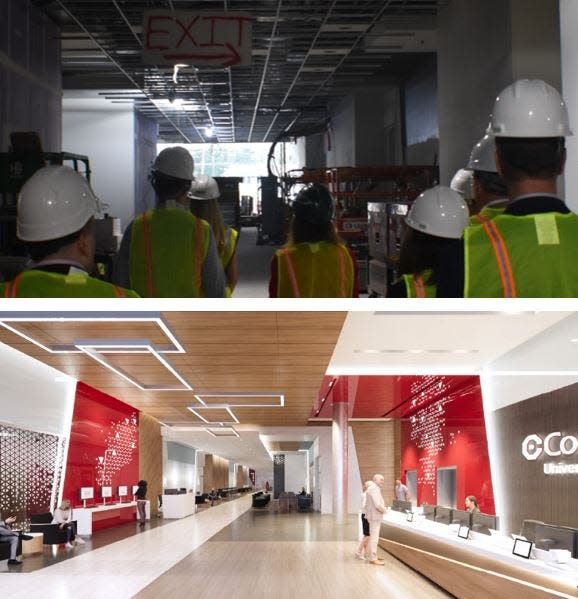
[
  {"x1": 77, "y1": 340, "x2": 192, "y2": 391},
  {"x1": 193, "y1": 393, "x2": 285, "y2": 407},
  {"x1": 187, "y1": 406, "x2": 239, "y2": 424},
  {"x1": 0, "y1": 312, "x2": 184, "y2": 354},
  {"x1": 205, "y1": 427, "x2": 239, "y2": 438}
]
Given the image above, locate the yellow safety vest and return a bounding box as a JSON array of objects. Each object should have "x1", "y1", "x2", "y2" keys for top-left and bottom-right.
[
  {"x1": 402, "y1": 270, "x2": 436, "y2": 298},
  {"x1": 469, "y1": 205, "x2": 505, "y2": 225},
  {"x1": 1, "y1": 270, "x2": 138, "y2": 298},
  {"x1": 219, "y1": 227, "x2": 239, "y2": 269},
  {"x1": 275, "y1": 241, "x2": 355, "y2": 298},
  {"x1": 464, "y1": 212, "x2": 578, "y2": 297},
  {"x1": 219, "y1": 227, "x2": 239, "y2": 298},
  {"x1": 130, "y1": 208, "x2": 210, "y2": 298}
]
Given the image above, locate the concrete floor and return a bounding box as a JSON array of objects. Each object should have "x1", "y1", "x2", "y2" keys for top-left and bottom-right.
[{"x1": 232, "y1": 226, "x2": 280, "y2": 298}]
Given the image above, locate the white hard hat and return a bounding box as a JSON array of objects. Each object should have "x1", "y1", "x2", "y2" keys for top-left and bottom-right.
[
  {"x1": 450, "y1": 168, "x2": 474, "y2": 198},
  {"x1": 467, "y1": 134, "x2": 497, "y2": 173},
  {"x1": 18, "y1": 165, "x2": 102, "y2": 242},
  {"x1": 406, "y1": 185, "x2": 469, "y2": 239},
  {"x1": 152, "y1": 146, "x2": 195, "y2": 180},
  {"x1": 487, "y1": 79, "x2": 573, "y2": 138},
  {"x1": 189, "y1": 174, "x2": 220, "y2": 200}
]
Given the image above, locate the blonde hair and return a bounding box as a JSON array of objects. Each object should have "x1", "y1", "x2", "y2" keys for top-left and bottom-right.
[
  {"x1": 190, "y1": 198, "x2": 227, "y2": 254},
  {"x1": 59, "y1": 499, "x2": 71, "y2": 510}
]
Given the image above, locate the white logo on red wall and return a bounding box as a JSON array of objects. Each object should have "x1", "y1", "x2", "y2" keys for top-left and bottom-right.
[{"x1": 96, "y1": 413, "x2": 138, "y2": 486}]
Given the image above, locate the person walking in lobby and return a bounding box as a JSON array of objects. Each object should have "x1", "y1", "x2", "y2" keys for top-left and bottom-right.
[
  {"x1": 135, "y1": 480, "x2": 148, "y2": 527},
  {"x1": 365, "y1": 475, "x2": 387, "y2": 566},
  {"x1": 355, "y1": 480, "x2": 372, "y2": 560}
]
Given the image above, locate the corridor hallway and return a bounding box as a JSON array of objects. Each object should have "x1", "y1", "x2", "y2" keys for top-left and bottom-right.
[{"x1": 136, "y1": 504, "x2": 452, "y2": 599}]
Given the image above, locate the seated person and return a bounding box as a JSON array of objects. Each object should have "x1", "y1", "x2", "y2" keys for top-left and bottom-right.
[
  {"x1": 0, "y1": 513, "x2": 32, "y2": 565},
  {"x1": 52, "y1": 499, "x2": 84, "y2": 547},
  {"x1": 299, "y1": 487, "x2": 307, "y2": 496},
  {"x1": 208, "y1": 488, "x2": 219, "y2": 506},
  {"x1": 465, "y1": 495, "x2": 479, "y2": 513}
]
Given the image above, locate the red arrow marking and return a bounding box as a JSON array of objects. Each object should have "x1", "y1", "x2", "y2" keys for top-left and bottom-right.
[{"x1": 164, "y1": 43, "x2": 241, "y2": 67}]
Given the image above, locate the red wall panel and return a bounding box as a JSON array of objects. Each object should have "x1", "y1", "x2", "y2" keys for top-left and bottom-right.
[
  {"x1": 400, "y1": 376, "x2": 495, "y2": 514},
  {"x1": 62, "y1": 382, "x2": 139, "y2": 508}
]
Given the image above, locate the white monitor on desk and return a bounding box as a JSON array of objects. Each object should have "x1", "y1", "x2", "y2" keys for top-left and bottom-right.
[
  {"x1": 80, "y1": 487, "x2": 94, "y2": 500},
  {"x1": 118, "y1": 485, "x2": 128, "y2": 497},
  {"x1": 132, "y1": 485, "x2": 139, "y2": 496},
  {"x1": 101, "y1": 486, "x2": 112, "y2": 498}
]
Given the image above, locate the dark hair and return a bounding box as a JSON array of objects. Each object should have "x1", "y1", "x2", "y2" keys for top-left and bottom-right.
[
  {"x1": 398, "y1": 227, "x2": 461, "y2": 285},
  {"x1": 466, "y1": 495, "x2": 478, "y2": 508},
  {"x1": 473, "y1": 171, "x2": 507, "y2": 197},
  {"x1": 288, "y1": 217, "x2": 343, "y2": 246},
  {"x1": 26, "y1": 220, "x2": 91, "y2": 262},
  {"x1": 495, "y1": 137, "x2": 565, "y2": 182},
  {"x1": 292, "y1": 183, "x2": 334, "y2": 225},
  {"x1": 138, "y1": 480, "x2": 148, "y2": 487},
  {"x1": 150, "y1": 172, "x2": 191, "y2": 200}
]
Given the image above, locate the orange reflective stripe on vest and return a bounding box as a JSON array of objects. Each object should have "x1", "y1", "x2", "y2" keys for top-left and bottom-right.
[
  {"x1": 4, "y1": 276, "x2": 18, "y2": 298},
  {"x1": 413, "y1": 274, "x2": 426, "y2": 298},
  {"x1": 480, "y1": 220, "x2": 517, "y2": 298},
  {"x1": 282, "y1": 248, "x2": 302, "y2": 298},
  {"x1": 113, "y1": 285, "x2": 126, "y2": 298}
]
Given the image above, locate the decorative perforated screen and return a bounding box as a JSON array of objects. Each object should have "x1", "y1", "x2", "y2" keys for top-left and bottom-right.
[{"x1": 0, "y1": 424, "x2": 66, "y2": 529}]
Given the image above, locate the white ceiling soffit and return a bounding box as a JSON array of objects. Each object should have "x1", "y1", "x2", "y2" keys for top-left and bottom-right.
[
  {"x1": 487, "y1": 312, "x2": 578, "y2": 375},
  {"x1": 165, "y1": 428, "x2": 272, "y2": 471},
  {"x1": 327, "y1": 311, "x2": 572, "y2": 375}
]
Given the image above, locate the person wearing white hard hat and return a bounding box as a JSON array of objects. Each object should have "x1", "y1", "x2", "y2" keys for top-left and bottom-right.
[
  {"x1": 467, "y1": 134, "x2": 508, "y2": 222},
  {"x1": 0, "y1": 166, "x2": 137, "y2": 297},
  {"x1": 389, "y1": 186, "x2": 469, "y2": 298},
  {"x1": 114, "y1": 147, "x2": 226, "y2": 297},
  {"x1": 189, "y1": 175, "x2": 239, "y2": 297},
  {"x1": 438, "y1": 79, "x2": 578, "y2": 297}
]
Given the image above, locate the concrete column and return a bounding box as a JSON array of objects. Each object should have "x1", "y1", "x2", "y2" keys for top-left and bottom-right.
[
  {"x1": 332, "y1": 377, "x2": 348, "y2": 522},
  {"x1": 437, "y1": 0, "x2": 561, "y2": 185}
]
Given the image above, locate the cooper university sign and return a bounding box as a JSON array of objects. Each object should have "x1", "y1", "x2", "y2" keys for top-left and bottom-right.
[{"x1": 522, "y1": 432, "x2": 578, "y2": 474}]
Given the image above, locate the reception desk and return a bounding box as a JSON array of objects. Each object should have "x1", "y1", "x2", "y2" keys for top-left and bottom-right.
[
  {"x1": 379, "y1": 511, "x2": 578, "y2": 599},
  {"x1": 73, "y1": 501, "x2": 150, "y2": 535},
  {"x1": 162, "y1": 493, "x2": 195, "y2": 519}
]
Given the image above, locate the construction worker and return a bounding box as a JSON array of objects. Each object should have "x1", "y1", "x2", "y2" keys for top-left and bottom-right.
[
  {"x1": 390, "y1": 186, "x2": 469, "y2": 298},
  {"x1": 438, "y1": 79, "x2": 578, "y2": 297},
  {"x1": 189, "y1": 175, "x2": 239, "y2": 297},
  {"x1": 467, "y1": 134, "x2": 508, "y2": 223},
  {"x1": 269, "y1": 183, "x2": 358, "y2": 297},
  {"x1": 0, "y1": 165, "x2": 137, "y2": 298},
  {"x1": 114, "y1": 147, "x2": 226, "y2": 297}
]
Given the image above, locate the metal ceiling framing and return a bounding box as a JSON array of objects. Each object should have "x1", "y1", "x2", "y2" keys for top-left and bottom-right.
[{"x1": 33, "y1": 0, "x2": 449, "y2": 144}]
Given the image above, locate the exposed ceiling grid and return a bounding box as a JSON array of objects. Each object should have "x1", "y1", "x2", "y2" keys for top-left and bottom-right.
[{"x1": 33, "y1": 0, "x2": 447, "y2": 143}]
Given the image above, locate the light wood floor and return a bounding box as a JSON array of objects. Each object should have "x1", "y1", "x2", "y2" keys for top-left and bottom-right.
[{"x1": 136, "y1": 512, "x2": 453, "y2": 599}]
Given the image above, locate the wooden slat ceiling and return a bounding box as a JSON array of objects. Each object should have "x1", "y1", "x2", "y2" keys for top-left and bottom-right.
[{"x1": 0, "y1": 311, "x2": 346, "y2": 427}]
